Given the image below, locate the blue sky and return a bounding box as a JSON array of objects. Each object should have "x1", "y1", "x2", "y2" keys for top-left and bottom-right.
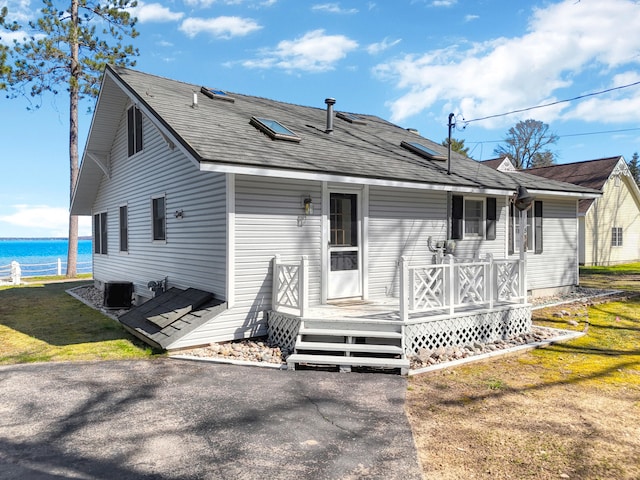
[{"x1": 1, "y1": 0, "x2": 640, "y2": 237}]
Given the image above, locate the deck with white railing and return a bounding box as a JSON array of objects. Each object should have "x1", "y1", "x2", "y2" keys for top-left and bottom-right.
[{"x1": 269, "y1": 254, "x2": 531, "y2": 373}]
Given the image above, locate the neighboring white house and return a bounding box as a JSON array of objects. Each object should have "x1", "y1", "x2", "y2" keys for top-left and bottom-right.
[
  {"x1": 70, "y1": 67, "x2": 599, "y2": 369},
  {"x1": 525, "y1": 156, "x2": 640, "y2": 266}
]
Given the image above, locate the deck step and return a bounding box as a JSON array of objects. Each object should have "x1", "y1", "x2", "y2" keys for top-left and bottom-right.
[
  {"x1": 299, "y1": 327, "x2": 402, "y2": 339},
  {"x1": 287, "y1": 354, "x2": 409, "y2": 371},
  {"x1": 295, "y1": 341, "x2": 403, "y2": 355}
]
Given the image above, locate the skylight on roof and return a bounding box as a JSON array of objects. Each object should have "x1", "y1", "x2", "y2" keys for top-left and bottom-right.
[
  {"x1": 250, "y1": 116, "x2": 301, "y2": 143},
  {"x1": 200, "y1": 86, "x2": 235, "y2": 103},
  {"x1": 401, "y1": 141, "x2": 447, "y2": 161},
  {"x1": 336, "y1": 111, "x2": 367, "y2": 125}
]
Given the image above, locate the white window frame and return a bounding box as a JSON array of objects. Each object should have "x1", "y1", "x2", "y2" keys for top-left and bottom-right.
[
  {"x1": 463, "y1": 197, "x2": 485, "y2": 239},
  {"x1": 93, "y1": 210, "x2": 108, "y2": 255},
  {"x1": 612, "y1": 227, "x2": 623, "y2": 247},
  {"x1": 151, "y1": 194, "x2": 167, "y2": 243},
  {"x1": 510, "y1": 203, "x2": 537, "y2": 253},
  {"x1": 119, "y1": 204, "x2": 129, "y2": 253}
]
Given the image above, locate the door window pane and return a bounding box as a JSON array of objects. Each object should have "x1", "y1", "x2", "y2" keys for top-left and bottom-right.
[
  {"x1": 330, "y1": 193, "x2": 357, "y2": 246},
  {"x1": 330, "y1": 251, "x2": 358, "y2": 271}
]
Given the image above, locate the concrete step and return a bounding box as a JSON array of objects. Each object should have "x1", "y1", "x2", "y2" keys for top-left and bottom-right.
[
  {"x1": 287, "y1": 354, "x2": 409, "y2": 373},
  {"x1": 295, "y1": 341, "x2": 403, "y2": 355}
]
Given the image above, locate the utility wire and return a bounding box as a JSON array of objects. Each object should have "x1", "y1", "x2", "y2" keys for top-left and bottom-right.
[
  {"x1": 463, "y1": 81, "x2": 640, "y2": 124},
  {"x1": 467, "y1": 126, "x2": 640, "y2": 146}
]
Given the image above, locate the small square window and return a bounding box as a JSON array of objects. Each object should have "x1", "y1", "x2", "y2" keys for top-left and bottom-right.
[{"x1": 152, "y1": 197, "x2": 166, "y2": 241}]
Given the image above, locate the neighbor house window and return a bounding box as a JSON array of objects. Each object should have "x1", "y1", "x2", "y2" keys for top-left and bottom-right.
[
  {"x1": 509, "y1": 201, "x2": 543, "y2": 254},
  {"x1": 93, "y1": 212, "x2": 107, "y2": 255},
  {"x1": 612, "y1": 227, "x2": 623, "y2": 247},
  {"x1": 451, "y1": 196, "x2": 496, "y2": 240},
  {"x1": 152, "y1": 196, "x2": 166, "y2": 241},
  {"x1": 119, "y1": 205, "x2": 128, "y2": 252},
  {"x1": 127, "y1": 106, "x2": 143, "y2": 156}
]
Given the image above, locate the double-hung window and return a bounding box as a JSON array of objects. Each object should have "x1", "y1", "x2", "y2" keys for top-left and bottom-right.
[
  {"x1": 509, "y1": 201, "x2": 543, "y2": 254},
  {"x1": 127, "y1": 106, "x2": 143, "y2": 157},
  {"x1": 612, "y1": 227, "x2": 623, "y2": 247},
  {"x1": 93, "y1": 212, "x2": 108, "y2": 255},
  {"x1": 451, "y1": 196, "x2": 497, "y2": 240},
  {"x1": 152, "y1": 196, "x2": 166, "y2": 241}
]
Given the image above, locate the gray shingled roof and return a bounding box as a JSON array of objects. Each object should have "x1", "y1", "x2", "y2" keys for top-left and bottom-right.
[
  {"x1": 106, "y1": 67, "x2": 601, "y2": 195},
  {"x1": 71, "y1": 67, "x2": 601, "y2": 216},
  {"x1": 525, "y1": 157, "x2": 622, "y2": 214}
]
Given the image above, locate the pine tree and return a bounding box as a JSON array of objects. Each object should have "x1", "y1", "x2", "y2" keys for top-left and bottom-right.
[
  {"x1": 1, "y1": 0, "x2": 138, "y2": 276},
  {"x1": 628, "y1": 152, "x2": 640, "y2": 187},
  {"x1": 442, "y1": 137, "x2": 470, "y2": 157}
]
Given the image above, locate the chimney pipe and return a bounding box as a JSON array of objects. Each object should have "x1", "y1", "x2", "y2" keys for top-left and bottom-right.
[{"x1": 325, "y1": 98, "x2": 336, "y2": 134}]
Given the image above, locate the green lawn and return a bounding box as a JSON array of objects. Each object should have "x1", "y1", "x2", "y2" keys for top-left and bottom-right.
[{"x1": 0, "y1": 281, "x2": 159, "y2": 364}]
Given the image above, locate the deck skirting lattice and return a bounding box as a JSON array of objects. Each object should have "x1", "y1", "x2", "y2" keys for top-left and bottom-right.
[
  {"x1": 267, "y1": 311, "x2": 301, "y2": 353},
  {"x1": 404, "y1": 305, "x2": 531, "y2": 354}
]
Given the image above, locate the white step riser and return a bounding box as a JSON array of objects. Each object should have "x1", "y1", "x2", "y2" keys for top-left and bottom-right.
[
  {"x1": 299, "y1": 328, "x2": 402, "y2": 339},
  {"x1": 302, "y1": 319, "x2": 401, "y2": 333},
  {"x1": 295, "y1": 341, "x2": 403, "y2": 355}
]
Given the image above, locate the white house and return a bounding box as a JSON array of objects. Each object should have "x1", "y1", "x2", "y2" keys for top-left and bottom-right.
[{"x1": 70, "y1": 67, "x2": 599, "y2": 372}]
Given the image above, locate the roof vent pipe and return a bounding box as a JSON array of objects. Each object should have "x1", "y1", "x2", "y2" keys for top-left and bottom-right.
[
  {"x1": 325, "y1": 98, "x2": 336, "y2": 134},
  {"x1": 192, "y1": 92, "x2": 198, "y2": 108}
]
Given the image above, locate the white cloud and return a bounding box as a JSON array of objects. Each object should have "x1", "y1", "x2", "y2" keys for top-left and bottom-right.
[
  {"x1": 311, "y1": 3, "x2": 358, "y2": 14},
  {"x1": 0, "y1": 205, "x2": 91, "y2": 237},
  {"x1": 179, "y1": 16, "x2": 262, "y2": 39},
  {"x1": 464, "y1": 14, "x2": 479, "y2": 22},
  {"x1": 242, "y1": 29, "x2": 358, "y2": 72},
  {"x1": 183, "y1": 0, "x2": 277, "y2": 7},
  {"x1": 430, "y1": 0, "x2": 457, "y2": 6},
  {"x1": 374, "y1": 0, "x2": 640, "y2": 128},
  {"x1": 133, "y1": 2, "x2": 184, "y2": 23},
  {"x1": 367, "y1": 37, "x2": 401, "y2": 55}
]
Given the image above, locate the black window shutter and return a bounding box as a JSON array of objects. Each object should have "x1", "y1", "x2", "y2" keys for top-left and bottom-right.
[
  {"x1": 451, "y1": 195, "x2": 463, "y2": 240},
  {"x1": 486, "y1": 197, "x2": 496, "y2": 240},
  {"x1": 534, "y1": 201, "x2": 543, "y2": 254},
  {"x1": 135, "y1": 108, "x2": 143, "y2": 153},
  {"x1": 127, "y1": 107, "x2": 135, "y2": 157}
]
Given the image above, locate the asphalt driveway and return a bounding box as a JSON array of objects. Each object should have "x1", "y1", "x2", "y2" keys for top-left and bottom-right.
[{"x1": 0, "y1": 359, "x2": 423, "y2": 479}]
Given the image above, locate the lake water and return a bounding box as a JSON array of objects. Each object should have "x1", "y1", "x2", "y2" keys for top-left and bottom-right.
[{"x1": 0, "y1": 238, "x2": 93, "y2": 276}]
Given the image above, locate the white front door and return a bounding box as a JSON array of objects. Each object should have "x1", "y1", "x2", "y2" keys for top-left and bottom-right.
[{"x1": 328, "y1": 192, "x2": 361, "y2": 299}]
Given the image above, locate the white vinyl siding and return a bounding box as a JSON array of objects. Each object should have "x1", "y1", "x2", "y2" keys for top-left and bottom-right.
[
  {"x1": 173, "y1": 175, "x2": 323, "y2": 347},
  {"x1": 525, "y1": 198, "x2": 577, "y2": 292},
  {"x1": 92, "y1": 107, "x2": 227, "y2": 296}
]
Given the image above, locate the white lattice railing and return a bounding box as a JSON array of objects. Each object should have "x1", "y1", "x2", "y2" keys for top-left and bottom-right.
[
  {"x1": 272, "y1": 255, "x2": 308, "y2": 317},
  {"x1": 399, "y1": 254, "x2": 525, "y2": 322}
]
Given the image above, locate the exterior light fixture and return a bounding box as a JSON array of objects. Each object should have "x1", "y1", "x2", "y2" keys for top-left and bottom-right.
[
  {"x1": 514, "y1": 186, "x2": 535, "y2": 211},
  {"x1": 174, "y1": 209, "x2": 184, "y2": 219},
  {"x1": 303, "y1": 196, "x2": 313, "y2": 215}
]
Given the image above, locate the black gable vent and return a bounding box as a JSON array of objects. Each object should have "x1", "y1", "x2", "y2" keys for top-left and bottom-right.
[{"x1": 200, "y1": 86, "x2": 235, "y2": 103}]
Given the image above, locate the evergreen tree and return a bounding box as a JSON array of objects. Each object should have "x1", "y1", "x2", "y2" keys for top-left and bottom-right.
[
  {"x1": 442, "y1": 137, "x2": 470, "y2": 157},
  {"x1": 1, "y1": 0, "x2": 138, "y2": 276},
  {"x1": 493, "y1": 119, "x2": 558, "y2": 170},
  {"x1": 628, "y1": 152, "x2": 640, "y2": 186}
]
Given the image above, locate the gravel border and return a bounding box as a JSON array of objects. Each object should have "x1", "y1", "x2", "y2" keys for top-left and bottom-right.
[{"x1": 67, "y1": 284, "x2": 621, "y2": 374}]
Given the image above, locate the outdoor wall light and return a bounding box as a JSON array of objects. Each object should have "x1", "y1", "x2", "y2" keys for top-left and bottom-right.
[
  {"x1": 174, "y1": 209, "x2": 184, "y2": 219},
  {"x1": 303, "y1": 196, "x2": 313, "y2": 215}
]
